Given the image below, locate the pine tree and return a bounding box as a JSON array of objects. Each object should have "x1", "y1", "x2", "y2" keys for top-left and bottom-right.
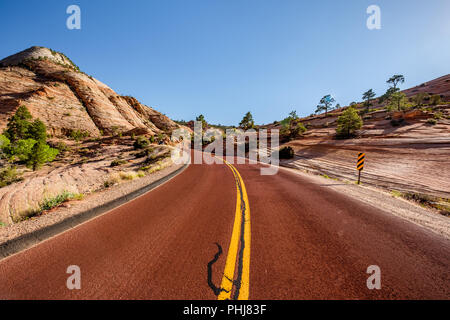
[
  {"x1": 387, "y1": 92, "x2": 408, "y2": 111},
  {"x1": 4, "y1": 105, "x2": 32, "y2": 142},
  {"x1": 387, "y1": 75, "x2": 405, "y2": 90},
  {"x1": 362, "y1": 89, "x2": 376, "y2": 111},
  {"x1": 28, "y1": 119, "x2": 47, "y2": 142},
  {"x1": 315, "y1": 95, "x2": 335, "y2": 115},
  {"x1": 27, "y1": 141, "x2": 59, "y2": 171},
  {"x1": 336, "y1": 107, "x2": 363, "y2": 138},
  {"x1": 239, "y1": 112, "x2": 255, "y2": 130}
]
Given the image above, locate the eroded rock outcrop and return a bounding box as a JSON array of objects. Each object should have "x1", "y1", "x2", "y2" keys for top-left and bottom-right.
[{"x1": 0, "y1": 46, "x2": 179, "y2": 137}]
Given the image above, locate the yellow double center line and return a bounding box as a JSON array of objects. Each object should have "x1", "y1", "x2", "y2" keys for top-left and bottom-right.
[{"x1": 218, "y1": 159, "x2": 251, "y2": 300}]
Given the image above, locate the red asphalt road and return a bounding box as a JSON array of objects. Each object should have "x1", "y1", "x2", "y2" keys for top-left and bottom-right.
[{"x1": 0, "y1": 155, "x2": 449, "y2": 299}]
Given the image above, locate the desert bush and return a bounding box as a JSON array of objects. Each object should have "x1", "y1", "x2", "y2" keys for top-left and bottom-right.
[
  {"x1": 133, "y1": 136, "x2": 150, "y2": 149},
  {"x1": 104, "y1": 175, "x2": 120, "y2": 188},
  {"x1": 426, "y1": 118, "x2": 437, "y2": 125},
  {"x1": 144, "y1": 151, "x2": 171, "y2": 165},
  {"x1": 55, "y1": 141, "x2": 69, "y2": 152},
  {"x1": 135, "y1": 147, "x2": 154, "y2": 158},
  {"x1": 110, "y1": 159, "x2": 128, "y2": 167},
  {"x1": 430, "y1": 94, "x2": 442, "y2": 105},
  {"x1": 390, "y1": 118, "x2": 404, "y2": 127},
  {"x1": 69, "y1": 129, "x2": 90, "y2": 141},
  {"x1": 119, "y1": 171, "x2": 138, "y2": 180},
  {"x1": 412, "y1": 92, "x2": 429, "y2": 107},
  {"x1": 279, "y1": 115, "x2": 307, "y2": 142},
  {"x1": 0, "y1": 166, "x2": 23, "y2": 188},
  {"x1": 137, "y1": 171, "x2": 146, "y2": 178},
  {"x1": 292, "y1": 122, "x2": 307, "y2": 136},
  {"x1": 156, "y1": 133, "x2": 166, "y2": 143},
  {"x1": 386, "y1": 92, "x2": 408, "y2": 111},
  {"x1": 279, "y1": 146, "x2": 294, "y2": 159},
  {"x1": 41, "y1": 191, "x2": 83, "y2": 211},
  {"x1": 434, "y1": 112, "x2": 443, "y2": 119}
]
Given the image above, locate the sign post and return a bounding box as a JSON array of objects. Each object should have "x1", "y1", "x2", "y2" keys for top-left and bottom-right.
[{"x1": 357, "y1": 152, "x2": 365, "y2": 184}]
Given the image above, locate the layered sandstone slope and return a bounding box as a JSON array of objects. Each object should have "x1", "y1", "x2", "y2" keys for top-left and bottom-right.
[
  {"x1": 0, "y1": 46, "x2": 179, "y2": 136},
  {"x1": 263, "y1": 74, "x2": 450, "y2": 201}
]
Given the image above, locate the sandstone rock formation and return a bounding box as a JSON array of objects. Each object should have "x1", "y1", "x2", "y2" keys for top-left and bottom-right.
[{"x1": 0, "y1": 46, "x2": 179, "y2": 137}]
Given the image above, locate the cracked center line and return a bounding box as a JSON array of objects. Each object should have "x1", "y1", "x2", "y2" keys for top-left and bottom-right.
[{"x1": 217, "y1": 158, "x2": 251, "y2": 300}]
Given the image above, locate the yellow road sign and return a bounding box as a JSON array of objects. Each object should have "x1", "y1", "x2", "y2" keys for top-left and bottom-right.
[{"x1": 357, "y1": 152, "x2": 365, "y2": 171}]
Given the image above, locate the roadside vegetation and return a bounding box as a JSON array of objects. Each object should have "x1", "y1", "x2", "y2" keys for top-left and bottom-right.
[
  {"x1": 0, "y1": 106, "x2": 59, "y2": 188},
  {"x1": 390, "y1": 190, "x2": 450, "y2": 216},
  {"x1": 279, "y1": 146, "x2": 294, "y2": 159},
  {"x1": 276, "y1": 73, "x2": 447, "y2": 141},
  {"x1": 280, "y1": 111, "x2": 307, "y2": 142},
  {"x1": 13, "y1": 190, "x2": 84, "y2": 222}
]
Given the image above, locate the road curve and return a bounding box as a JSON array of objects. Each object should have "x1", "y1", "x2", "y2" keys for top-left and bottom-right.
[{"x1": 0, "y1": 155, "x2": 449, "y2": 299}]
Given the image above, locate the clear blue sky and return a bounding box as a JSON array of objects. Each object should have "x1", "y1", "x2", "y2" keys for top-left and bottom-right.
[{"x1": 1, "y1": 0, "x2": 449, "y2": 125}]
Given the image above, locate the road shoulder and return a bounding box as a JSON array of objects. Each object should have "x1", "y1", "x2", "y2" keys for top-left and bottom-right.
[
  {"x1": 280, "y1": 165, "x2": 450, "y2": 240},
  {"x1": 0, "y1": 161, "x2": 188, "y2": 260}
]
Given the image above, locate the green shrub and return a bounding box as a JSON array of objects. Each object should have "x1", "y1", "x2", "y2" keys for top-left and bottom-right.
[
  {"x1": 430, "y1": 94, "x2": 442, "y2": 105},
  {"x1": 390, "y1": 118, "x2": 404, "y2": 127},
  {"x1": 135, "y1": 147, "x2": 154, "y2": 158},
  {"x1": 69, "y1": 129, "x2": 90, "y2": 141},
  {"x1": 9, "y1": 138, "x2": 37, "y2": 162},
  {"x1": 336, "y1": 107, "x2": 363, "y2": 138},
  {"x1": 133, "y1": 136, "x2": 150, "y2": 149},
  {"x1": 0, "y1": 134, "x2": 11, "y2": 158},
  {"x1": 386, "y1": 92, "x2": 408, "y2": 111},
  {"x1": 4, "y1": 105, "x2": 32, "y2": 142},
  {"x1": 292, "y1": 122, "x2": 307, "y2": 136},
  {"x1": 412, "y1": 92, "x2": 429, "y2": 107},
  {"x1": 426, "y1": 118, "x2": 437, "y2": 125},
  {"x1": 279, "y1": 117, "x2": 307, "y2": 142},
  {"x1": 0, "y1": 166, "x2": 22, "y2": 188},
  {"x1": 28, "y1": 119, "x2": 47, "y2": 142},
  {"x1": 27, "y1": 141, "x2": 59, "y2": 171},
  {"x1": 434, "y1": 112, "x2": 443, "y2": 119},
  {"x1": 111, "y1": 159, "x2": 128, "y2": 167},
  {"x1": 279, "y1": 146, "x2": 294, "y2": 159},
  {"x1": 40, "y1": 191, "x2": 83, "y2": 211},
  {"x1": 55, "y1": 141, "x2": 69, "y2": 152},
  {"x1": 157, "y1": 133, "x2": 166, "y2": 143}
]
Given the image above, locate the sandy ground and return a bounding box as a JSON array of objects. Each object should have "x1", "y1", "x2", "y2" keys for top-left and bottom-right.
[
  {"x1": 284, "y1": 137, "x2": 450, "y2": 199},
  {"x1": 282, "y1": 113, "x2": 450, "y2": 200}
]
